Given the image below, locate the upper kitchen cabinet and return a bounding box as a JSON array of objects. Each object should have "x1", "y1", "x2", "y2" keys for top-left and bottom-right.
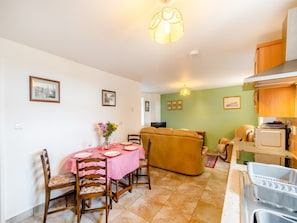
[
  {"x1": 254, "y1": 39, "x2": 284, "y2": 74},
  {"x1": 245, "y1": 7, "x2": 297, "y2": 117},
  {"x1": 258, "y1": 85, "x2": 296, "y2": 117},
  {"x1": 255, "y1": 39, "x2": 296, "y2": 117}
]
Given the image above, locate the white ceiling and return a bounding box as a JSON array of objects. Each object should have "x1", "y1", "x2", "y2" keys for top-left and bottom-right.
[{"x1": 1, "y1": 0, "x2": 297, "y2": 94}]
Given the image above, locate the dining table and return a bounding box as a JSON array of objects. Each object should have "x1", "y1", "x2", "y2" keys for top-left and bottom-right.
[{"x1": 64, "y1": 142, "x2": 145, "y2": 202}]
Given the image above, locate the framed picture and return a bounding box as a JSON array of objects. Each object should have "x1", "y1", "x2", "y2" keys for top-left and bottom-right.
[
  {"x1": 177, "y1": 100, "x2": 183, "y2": 110},
  {"x1": 102, "y1": 89, "x2": 116, "y2": 106},
  {"x1": 167, "y1": 101, "x2": 172, "y2": 110},
  {"x1": 167, "y1": 100, "x2": 183, "y2": 111},
  {"x1": 145, "y1": 101, "x2": 150, "y2": 112},
  {"x1": 223, "y1": 96, "x2": 241, "y2": 109},
  {"x1": 29, "y1": 76, "x2": 60, "y2": 103}
]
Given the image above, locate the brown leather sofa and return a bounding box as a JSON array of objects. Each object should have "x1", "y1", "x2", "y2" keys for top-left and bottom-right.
[
  {"x1": 217, "y1": 124, "x2": 255, "y2": 162},
  {"x1": 140, "y1": 127, "x2": 208, "y2": 175}
]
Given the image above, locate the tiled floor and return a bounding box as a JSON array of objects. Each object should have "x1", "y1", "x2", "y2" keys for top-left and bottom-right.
[{"x1": 21, "y1": 157, "x2": 229, "y2": 223}]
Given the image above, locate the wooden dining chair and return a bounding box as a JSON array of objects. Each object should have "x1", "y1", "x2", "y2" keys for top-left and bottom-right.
[
  {"x1": 127, "y1": 134, "x2": 141, "y2": 144},
  {"x1": 134, "y1": 139, "x2": 151, "y2": 189},
  {"x1": 75, "y1": 157, "x2": 112, "y2": 223},
  {"x1": 40, "y1": 149, "x2": 76, "y2": 223}
]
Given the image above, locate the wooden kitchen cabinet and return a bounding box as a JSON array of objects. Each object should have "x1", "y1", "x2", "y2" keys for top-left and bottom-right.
[
  {"x1": 254, "y1": 153, "x2": 283, "y2": 165},
  {"x1": 254, "y1": 39, "x2": 296, "y2": 117},
  {"x1": 254, "y1": 39, "x2": 284, "y2": 74},
  {"x1": 258, "y1": 86, "x2": 296, "y2": 117}
]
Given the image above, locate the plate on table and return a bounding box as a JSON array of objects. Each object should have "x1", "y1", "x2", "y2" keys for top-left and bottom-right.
[
  {"x1": 124, "y1": 146, "x2": 138, "y2": 151},
  {"x1": 104, "y1": 151, "x2": 121, "y2": 157},
  {"x1": 74, "y1": 152, "x2": 92, "y2": 158},
  {"x1": 120, "y1": 142, "x2": 133, "y2": 146}
]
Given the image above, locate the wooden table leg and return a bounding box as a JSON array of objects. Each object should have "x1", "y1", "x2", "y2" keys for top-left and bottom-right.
[{"x1": 112, "y1": 173, "x2": 133, "y2": 202}]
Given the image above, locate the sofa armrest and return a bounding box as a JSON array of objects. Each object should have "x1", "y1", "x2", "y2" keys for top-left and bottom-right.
[
  {"x1": 218, "y1": 137, "x2": 231, "y2": 144},
  {"x1": 202, "y1": 146, "x2": 208, "y2": 156},
  {"x1": 225, "y1": 143, "x2": 234, "y2": 162}
]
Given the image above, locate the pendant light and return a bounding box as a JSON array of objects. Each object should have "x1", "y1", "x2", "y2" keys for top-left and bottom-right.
[
  {"x1": 149, "y1": 0, "x2": 184, "y2": 44},
  {"x1": 180, "y1": 85, "x2": 191, "y2": 96}
]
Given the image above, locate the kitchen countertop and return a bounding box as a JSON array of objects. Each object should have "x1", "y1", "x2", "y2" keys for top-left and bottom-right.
[
  {"x1": 220, "y1": 142, "x2": 246, "y2": 223},
  {"x1": 235, "y1": 141, "x2": 296, "y2": 159},
  {"x1": 220, "y1": 141, "x2": 296, "y2": 223}
]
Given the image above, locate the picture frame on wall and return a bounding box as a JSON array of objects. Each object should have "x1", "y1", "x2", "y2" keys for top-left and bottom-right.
[
  {"x1": 167, "y1": 101, "x2": 172, "y2": 110},
  {"x1": 145, "y1": 101, "x2": 150, "y2": 112},
  {"x1": 223, "y1": 96, "x2": 241, "y2": 109},
  {"x1": 29, "y1": 76, "x2": 60, "y2": 103},
  {"x1": 177, "y1": 100, "x2": 183, "y2": 110},
  {"x1": 167, "y1": 100, "x2": 183, "y2": 110},
  {"x1": 102, "y1": 89, "x2": 116, "y2": 106}
]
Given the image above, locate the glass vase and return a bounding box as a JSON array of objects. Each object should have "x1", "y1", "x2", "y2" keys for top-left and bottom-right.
[{"x1": 103, "y1": 137, "x2": 110, "y2": 149}]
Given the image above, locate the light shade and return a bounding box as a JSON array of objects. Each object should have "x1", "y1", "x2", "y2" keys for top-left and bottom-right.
[
  {"x1": 149, "y1": 7, "x2": 184, "y2": 44},
  {"x1": 180, "y1": 85, "x2": 191, "y2": 96}
]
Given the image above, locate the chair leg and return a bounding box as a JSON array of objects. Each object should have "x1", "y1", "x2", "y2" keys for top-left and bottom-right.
[
  {"x1": 105, "y1": 211, "x2": 108, "y2": 223},
  {"x1": 76, "y1": 198, "x2": 81, "y2": 223},
  {"x1": 114, "y1": 180, "x2": 119, "y2": 203},
  {"x1": 136, "y1": 168, "x2": 140, "y2": 184},
  {"x1": 83, "y1": 198, "x2": 92, "y2": 208},
  {"x1": 109, "y1": 195, "x2": 113, "y2": 210},
  {"x1": 129, "y1": 173, "x2": 133, "y2": 193},
  {"x1": 43, "y1": 190, "x2": 50, "y2": 223},
  {"x1": 105, "y1": 197, "x2": 108, "y2": 223},
  {"x1": 107, "y1": 182, "x2": 112, "y2": 210},
  {"x1": 147, "y1": 168, "x2": 151, "y2": 190}
]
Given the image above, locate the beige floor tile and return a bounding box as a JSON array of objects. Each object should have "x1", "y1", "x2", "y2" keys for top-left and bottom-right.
[
  {"x1": 151, "y1": 205, "x2": 192, "y2": 223},
  {"x1": 190, "y1": 200, "x2": 223, "y2": 223},
  {"x1": 15, "y1": 158, "x2": 229, "y2": 223},
  {"x1": 110, "y1": 209, "x2": 148, "y2": 223},
  {"x1": 128, "y1": 197, "x2": 164, "y2": 221}
]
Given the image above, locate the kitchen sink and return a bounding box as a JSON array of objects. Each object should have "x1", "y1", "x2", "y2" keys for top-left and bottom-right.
[
  {"x1": 240, "y1": 170, "x2": 297, "y2": 223},
  {"x1": 254, "y1": 210, "x2": 297, "y2": 223}
]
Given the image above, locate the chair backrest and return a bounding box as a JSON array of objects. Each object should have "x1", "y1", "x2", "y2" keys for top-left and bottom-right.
[
  {"x1": 75, "y1": 157, "x2": 108, "y2": 196},
  {"x1": 40, "y1": 149, "x2": 51, "y2": 187},
  {"x1": 127, "y1": 134, "x2": 141, "y2": 144}
]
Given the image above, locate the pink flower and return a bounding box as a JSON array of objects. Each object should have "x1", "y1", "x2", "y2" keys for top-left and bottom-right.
[{"x1": 97, "y1": 121, "x2": 118, "y2": 138}]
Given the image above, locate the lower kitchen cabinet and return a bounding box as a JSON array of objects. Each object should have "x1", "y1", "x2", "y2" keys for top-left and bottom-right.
[{"x1": 254, "y1": 153, "x2": 283, "y2": 165}]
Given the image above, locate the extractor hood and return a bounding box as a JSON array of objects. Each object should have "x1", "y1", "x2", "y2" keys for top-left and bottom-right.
[{"x1": 244, "y1": 7, "x2": 297, "y2": 89}]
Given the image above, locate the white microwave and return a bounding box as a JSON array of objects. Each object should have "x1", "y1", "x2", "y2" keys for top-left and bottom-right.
[{"x1": 255, "y1": 128, "x2": 286, "y2": 150}]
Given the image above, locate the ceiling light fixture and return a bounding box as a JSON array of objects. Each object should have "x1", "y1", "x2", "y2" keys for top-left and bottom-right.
[
  {"x1": 149, "y1": 0, "x2": 184, "y2": 44},
  {"x1": 180, "y1": 85, "x2": 191, "y2": 96}
]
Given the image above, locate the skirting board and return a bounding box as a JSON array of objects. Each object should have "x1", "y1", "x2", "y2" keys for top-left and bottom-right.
[{"x1": 6, "y1": 203, "x2": 43, "y2": 223}]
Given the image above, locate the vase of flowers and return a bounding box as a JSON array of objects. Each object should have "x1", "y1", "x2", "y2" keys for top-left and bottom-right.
[
  {"x1": 103, "y1": 136, "x2": 110, "y2": 149},
  {"x1": 97, "y1": 121, "x2": 118, "y2": 149}
]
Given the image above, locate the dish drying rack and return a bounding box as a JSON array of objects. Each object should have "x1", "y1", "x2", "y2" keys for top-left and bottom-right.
[{"x1": 247, "y1": 162, "x2": 297, "y2": 211}]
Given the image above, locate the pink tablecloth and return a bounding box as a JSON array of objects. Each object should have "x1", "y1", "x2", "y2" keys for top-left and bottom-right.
[{"x1": 65, "y1": 143, "x2": 145, "y2": 180}]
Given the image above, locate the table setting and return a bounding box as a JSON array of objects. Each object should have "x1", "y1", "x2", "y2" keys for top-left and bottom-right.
[
  {"x1": 65, "y1": 143, "x2": 144, "y2": 173},
  {"x1": 64, "y1": 142, "x2": 145, "y2": 202},
  {"x1": 64, "y1": 121, "x2": 145, "y2": 201}
]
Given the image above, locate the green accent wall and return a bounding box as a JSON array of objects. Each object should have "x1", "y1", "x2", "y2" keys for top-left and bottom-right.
[{"x1": 161, "y1": 85, "x2": 258, "y2": 150}]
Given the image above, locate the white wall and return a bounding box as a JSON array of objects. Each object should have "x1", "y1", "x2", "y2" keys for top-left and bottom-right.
[
  {"x1": 0, "y1": 39, "x2": 5, "y2": 223},
  {"x1": 0, "y1": 38, "x2": 142, "y2": 220},
  {"x1": 141, "y1": 93, "x2": 161, "y2": 127}
]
